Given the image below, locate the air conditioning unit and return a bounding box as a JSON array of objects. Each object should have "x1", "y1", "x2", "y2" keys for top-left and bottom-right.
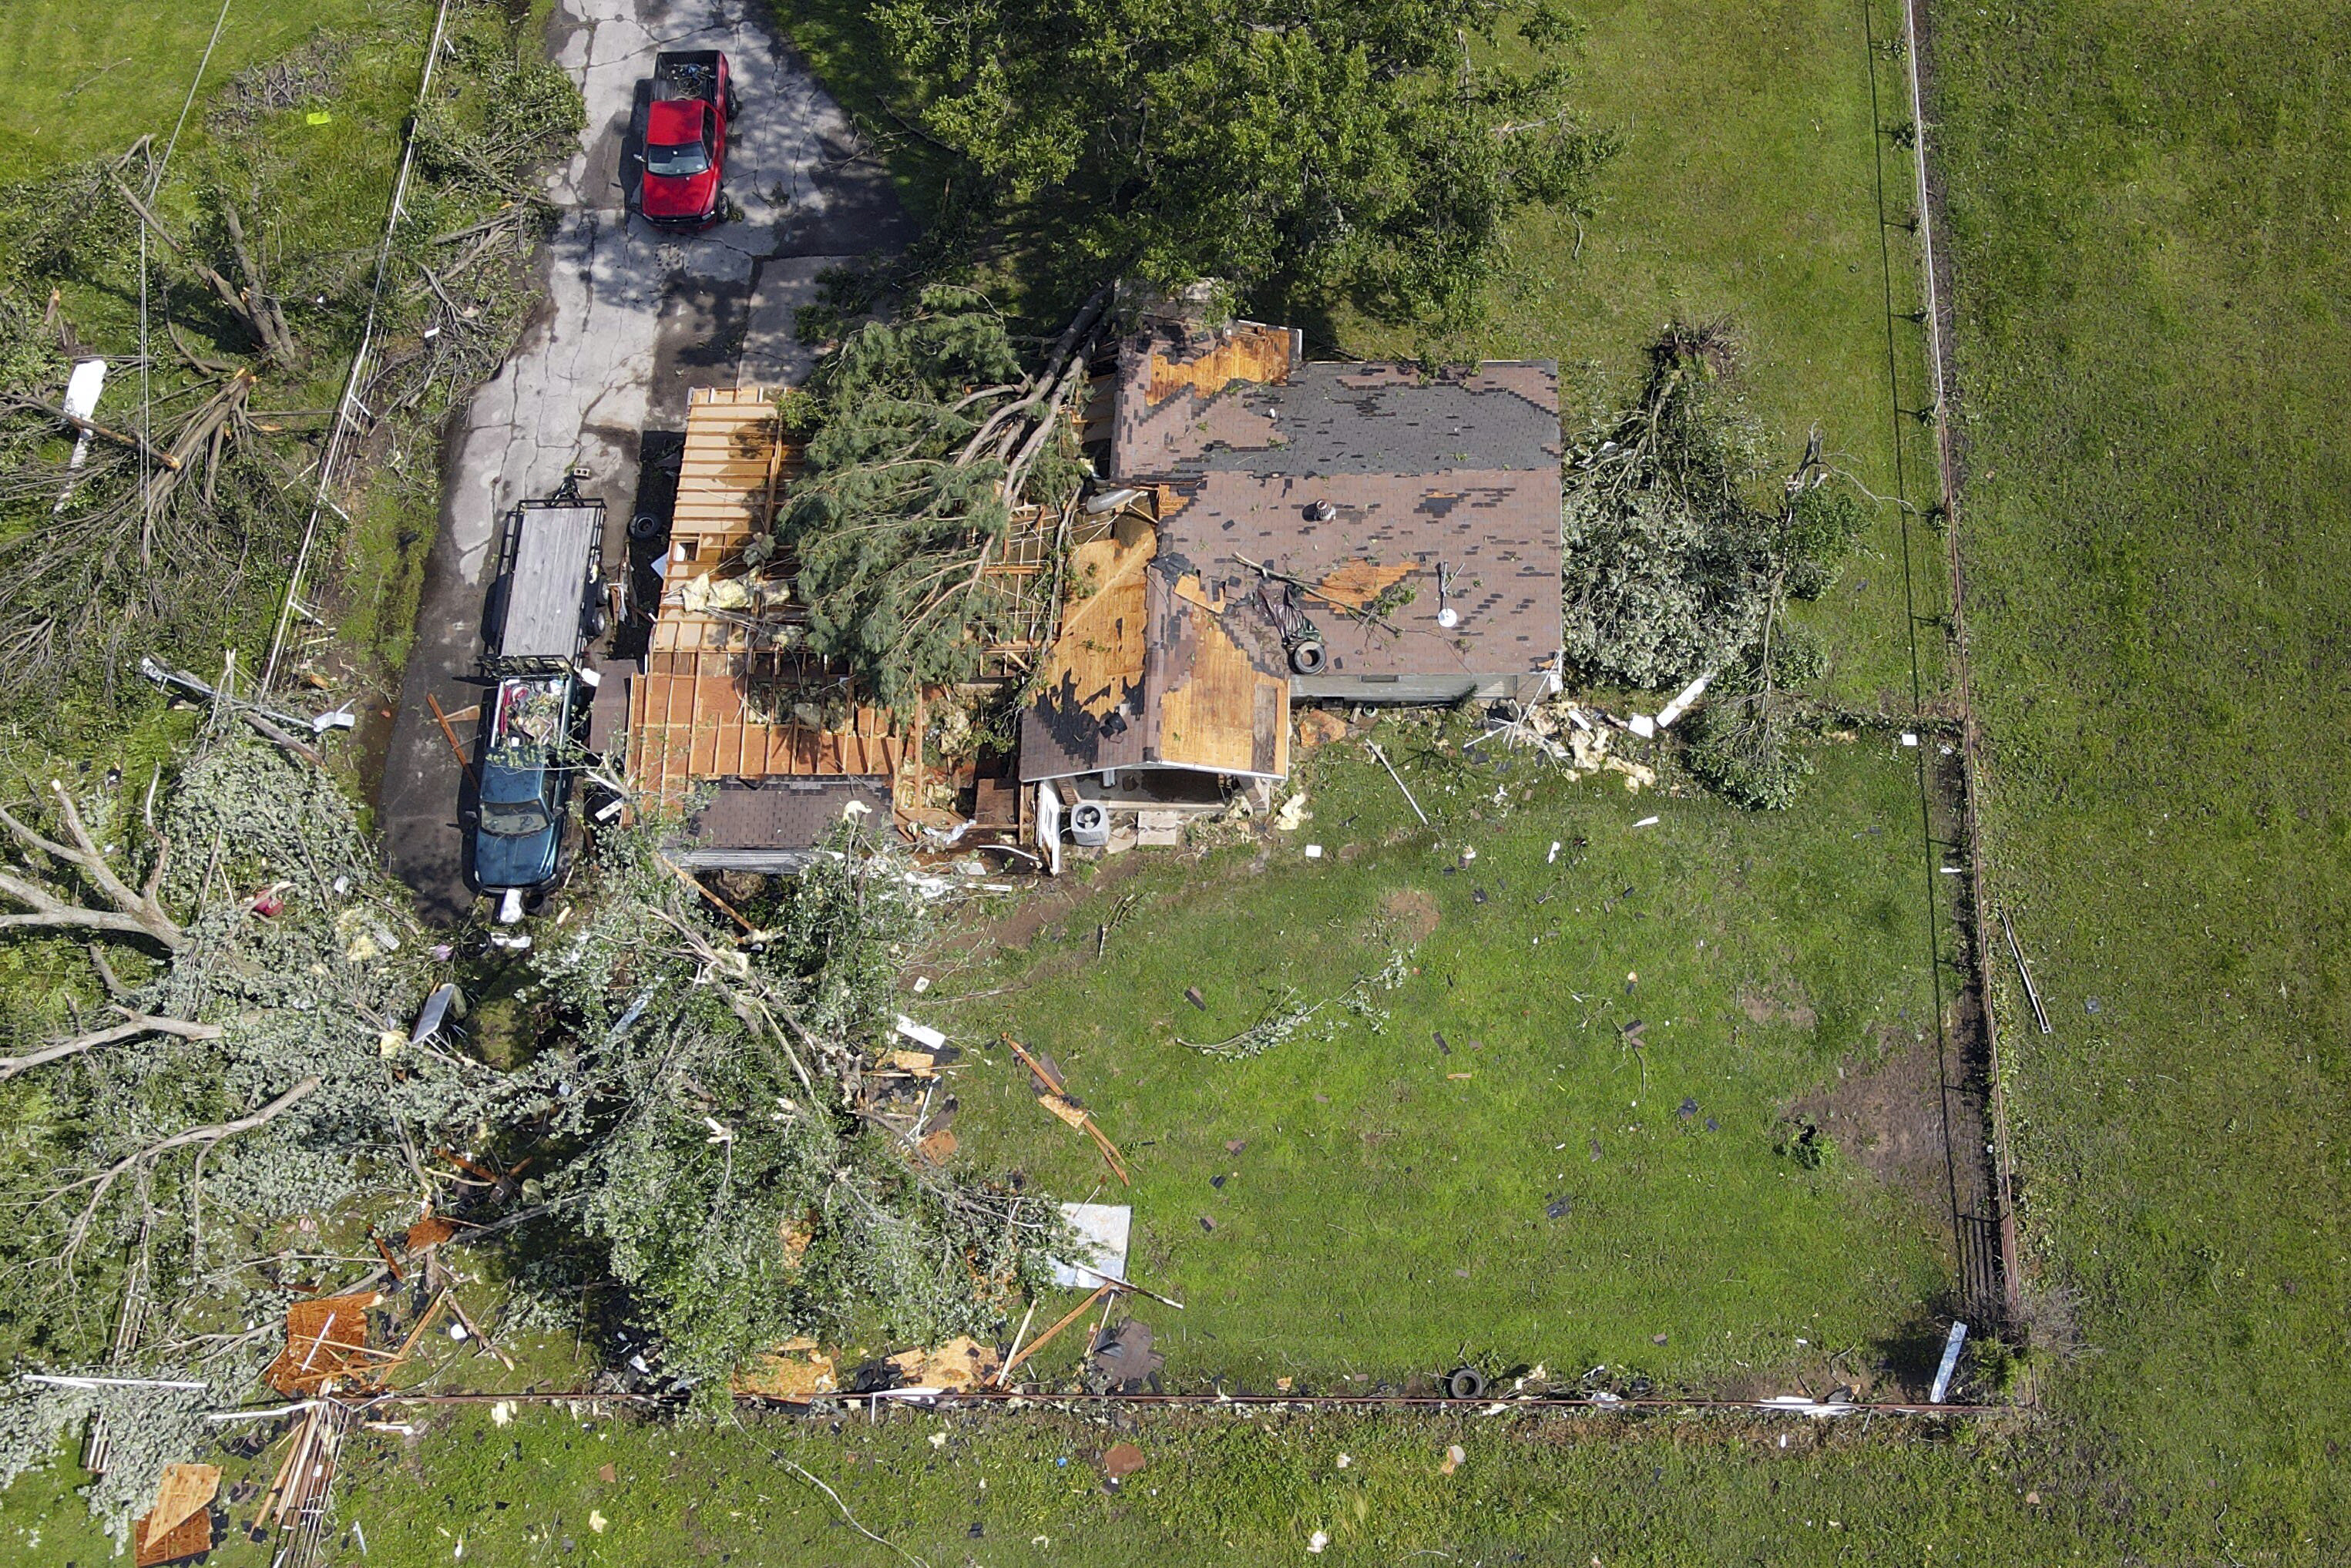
[{"x1": 1067, "y1": 800, "x2": 1110, "y2": 847}]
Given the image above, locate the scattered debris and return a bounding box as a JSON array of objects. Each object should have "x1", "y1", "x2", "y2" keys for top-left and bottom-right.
[
  {"x1": 877, "y1": 1336, "x2": 1001, "y2": 1393},
  {"x1": 1295, "y1": 710, "x2": 1350, "y2": 749},
  {"x1": 1089, "y1": 1321, "x2": 1164, "y2": 1392},
  {"x1": 1364, "y1": 740, "x2": 1429, "y2": 824},
  {"x1": 1102, "y1": 1441, "x2": 1149, "y2": 1479},
  {"x1": 997, "y1": 1285, "x2": 1110, "y2": 1385},
  {"x1": 133, "y1": 1463, "x2": 218, "y2": 1568},
  {"x1": 734, "y1": 1339, "x2": 841, "y2": 1402},
  {"x1": 263, "y1": 1294, "x2": 386, "y2": 1397},
  {"x1": 1008, "y1": 1038, "x2": 1130, "y2": 1184},
  {"x1": 2001, "y1": 908, "x2": 2054, "y2": 1034},
  {"x1": 1439, "y1": 1443, "x2": 1466, "y2": 1476}
]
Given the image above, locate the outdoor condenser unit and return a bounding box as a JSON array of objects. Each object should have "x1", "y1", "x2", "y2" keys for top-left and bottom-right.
[{"x1": 1067, "y1": 800, "x2": 1110, "y2": 847}]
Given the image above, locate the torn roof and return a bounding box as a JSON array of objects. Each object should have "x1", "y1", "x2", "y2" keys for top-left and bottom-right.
[
  {"x1": 626, "y1": 386, "x2": 917, "y2": 814},
  {"x1": 1107, "y1": 327, "x2": 1563, "y2": 684},
  {"x1": 1019, "y1": 514, "x2": 1289, "y2": 782}
]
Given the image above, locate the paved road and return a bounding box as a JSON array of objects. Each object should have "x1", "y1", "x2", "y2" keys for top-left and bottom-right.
[{"x1": 377, "y1": 0, "x2": 909, "y2": 922}]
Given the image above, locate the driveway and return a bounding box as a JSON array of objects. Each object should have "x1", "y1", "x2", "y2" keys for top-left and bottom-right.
[{"x1": 377, "y1": 0, "x2": 909, "y2": 922}]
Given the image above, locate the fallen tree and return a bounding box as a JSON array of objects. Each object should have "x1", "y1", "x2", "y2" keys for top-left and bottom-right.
[
  {"x1": 1562, "y1": 321, "x2": 1866, "y2": 806},
  {"x1": 762, "y1": 286, "x2": 1101, "y2": 708},
  {"x1": 520, "y1": 812, "x2": 1062, "y2": 1406}
]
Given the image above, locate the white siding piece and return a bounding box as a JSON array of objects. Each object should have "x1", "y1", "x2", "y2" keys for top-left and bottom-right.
[
  {"x1": 893, "y1": 1015, "x2": 947, "y2": 1050},
  {"x1": 1050, "y1": 1202, "x2": 1132, "y2": 1289},
  {"x1": 1929, "y1": 1321, "x2": 1969, "y2": 1404},
  {"x1": 1654, "y1": 671, "x2": 1713, "y2": 729}
]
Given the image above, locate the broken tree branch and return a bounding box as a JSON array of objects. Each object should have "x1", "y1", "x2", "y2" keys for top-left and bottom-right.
[
  {"x1": 62, "y1": 1076, "x2": 321, "y2": 1265},
  {"x1": 5, "y1": 397, "x2": 183, "y2": 471},
  {"x1": 106, "y1": 175, "x2": 289, "y2": 364},
  {"x1": 0, "y1": 781, "x2": 183, "y2": 948},
  {"x1": 0, "y1": 1009, "x2": 223, "y2": 1081}
]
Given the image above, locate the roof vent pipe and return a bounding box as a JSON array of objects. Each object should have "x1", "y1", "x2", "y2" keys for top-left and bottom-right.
[{"x1": 1307, "y1": 499, "x2": 1338, "y2": 522}]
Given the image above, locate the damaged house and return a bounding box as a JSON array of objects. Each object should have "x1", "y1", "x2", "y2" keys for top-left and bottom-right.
[
  {"x1": 1023, "y1": 321, "x2": 1563, "y2": 856},
  {"x1": 619, "y1": 386, "x2": 923, "y2": 871}
]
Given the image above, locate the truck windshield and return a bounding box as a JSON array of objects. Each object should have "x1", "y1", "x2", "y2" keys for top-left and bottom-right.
[{"x1": 646, "y1": 140, "x2": 710, "y2": 177}]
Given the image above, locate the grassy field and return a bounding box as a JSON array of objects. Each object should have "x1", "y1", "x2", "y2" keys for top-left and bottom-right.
[
  {"x1": 0, "y1": 0, "x2": 376, "y2": 183},
  {"x1": 5, "y1": 1402, "x2": 2086, "y2": 1568},
  {"x1": 1926, "y1": 0, "x2": 2351, "y2": 1551},
  {"x1": 940, "y1": 721, "x2": 1963, "y2": 1389}
]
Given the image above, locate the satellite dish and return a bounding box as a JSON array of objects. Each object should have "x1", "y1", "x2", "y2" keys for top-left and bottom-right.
[{"x1": 1437, "y1": 607, "x2": 1460, "y2": 630}]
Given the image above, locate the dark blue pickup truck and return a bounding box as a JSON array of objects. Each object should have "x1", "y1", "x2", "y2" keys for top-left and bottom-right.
[{"x1": 468, "y1": 488, "x2": 606, "y2": 912}]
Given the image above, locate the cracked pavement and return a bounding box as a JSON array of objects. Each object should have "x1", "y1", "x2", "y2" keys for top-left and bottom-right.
[{"x1": 377, "y1": 0, "x2": 908, "y2": 922}]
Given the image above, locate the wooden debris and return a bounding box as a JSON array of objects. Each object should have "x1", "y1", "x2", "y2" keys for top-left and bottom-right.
[
  {"x1": 996, "y1": 1286, "x2": 1109, "y2": 1385},
  {"x1": 1003, "y1": 1036, "x2": 1130, "y2": 1184},
  {"x1": 262, "y1": 1292, "x2": 384, "y2": 1396},
  {"x1": 405, "y1": 1211, "x2": 460, "y2": 1253},
  {"x1": 779, "y1": 1211, "x2": 814, "y2": 1267},
  {"x1": 133, "y1": 1462, "x2": 218, "y2": 1566},
  {"x1": 734, "y1": 1338, "x2": 840, "y2": 1402},
  {"x1": 881, "y1": 1335, "x2": 1000, "y2": 1392}
]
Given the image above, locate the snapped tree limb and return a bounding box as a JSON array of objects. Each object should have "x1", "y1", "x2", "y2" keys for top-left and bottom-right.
[
  {"x1": 0, "y1": 1009, "x2": 223, "y2": 1081},
  {"x1": 0, "y1": 781, "x2": 182, "y2": 949},
  {"x1": 60, "y1": 1076, "x2": 321, "y2": 1265}
]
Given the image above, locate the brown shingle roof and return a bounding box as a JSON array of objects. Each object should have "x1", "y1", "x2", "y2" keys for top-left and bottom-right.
[{"x1": 1111, "y1": 330, "x2": 1562, "y2": 685}]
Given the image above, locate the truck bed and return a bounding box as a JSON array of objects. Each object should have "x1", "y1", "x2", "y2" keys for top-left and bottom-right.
[{"x1": 653, "y1": 50, "x2": 721, "y2": 102}]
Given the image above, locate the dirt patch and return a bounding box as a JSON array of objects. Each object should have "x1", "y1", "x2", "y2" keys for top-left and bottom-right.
[
  {"x1": 1738, "y1": 987, "x2": 1817, "y2": 1029},
  {"x1": 1788, "y1": 1026, "x2": 1951, "y2": 1209},
  {"x1": 1380, "y1": 888, "x2": 1442, "y2": 943},
  {"x1": 968, "y1": 852, "x2": 1154, "y2": 953}
]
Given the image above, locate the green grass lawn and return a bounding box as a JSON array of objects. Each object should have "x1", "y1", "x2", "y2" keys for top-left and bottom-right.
[
  {"x1": 1928, "y1": 0, "x2": 2351, "y2": 1552},
  {"x1": 0, "y1": 0, "x2": 379, "y2": 184},
  {"x1": 311, "y1": 1400, "x2": 2087, "y2": 1566},
  {"x1": 939, "y1": 720, "x2": 1962, "y2": 1388}
]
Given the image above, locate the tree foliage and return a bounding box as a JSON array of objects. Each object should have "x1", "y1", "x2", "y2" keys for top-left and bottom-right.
[
  {"x1": 1563, "y1": 323, "x2": 1867, "y2": 805},
  {"x1": 522, "y1": 816, "x2": 1060, "y2": 1405},
  {"x1": 872, "y1": 0, "x2": 1613, "y2": 320},
  {"x1": 765, "y1": 287, "x2": 1091, "y2": 709}
]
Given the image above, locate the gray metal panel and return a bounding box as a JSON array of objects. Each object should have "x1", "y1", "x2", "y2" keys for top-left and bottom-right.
[{"x1": 498, "y1": 505, "x2": 603, "y2": 660}]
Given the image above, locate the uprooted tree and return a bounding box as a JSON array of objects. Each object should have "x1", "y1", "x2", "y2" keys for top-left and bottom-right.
[
  {"x1": 872, "y1": 0, "x2": 1614, "y2": 321},
  {"x1": 757, "y1": 286, "x2": 1103, "y2": 708},
  {"x1": 1562, "y1": 321, "x2": 1865, "y2": 806},
  {"x1": 0, "y1": 2, "x2": 583, "y2": 717}
]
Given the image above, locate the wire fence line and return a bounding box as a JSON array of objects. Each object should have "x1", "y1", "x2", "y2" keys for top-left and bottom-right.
[
  {"x1": 1899, "y1": 0, "x2": 2024, "y2": 1322},
  {"x1": 257, "y1": 0, "x2": 458, "y2": 696},
  {"x1": 1857, "y1": 0, "x2": 2017, "y2": 1331}
]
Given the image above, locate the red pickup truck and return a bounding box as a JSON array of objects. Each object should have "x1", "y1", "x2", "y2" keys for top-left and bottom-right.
[{"x1": 640, "y1": 50, "x2": 735, "y2": 230}]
